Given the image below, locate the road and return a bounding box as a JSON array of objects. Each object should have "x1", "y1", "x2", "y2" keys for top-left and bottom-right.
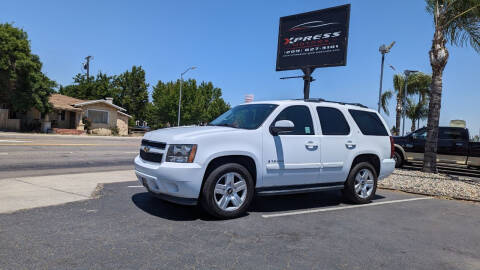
[
  {"x1": 1, "y1": 182, "x2": 479, "y2": 269},
  {"x1": 0, "y1": 132, "x2": 141, "y2": 179}
]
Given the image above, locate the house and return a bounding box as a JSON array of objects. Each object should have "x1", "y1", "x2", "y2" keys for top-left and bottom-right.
[{"x1": 0, "y1": 94, "x2": 131, "y2": 136}]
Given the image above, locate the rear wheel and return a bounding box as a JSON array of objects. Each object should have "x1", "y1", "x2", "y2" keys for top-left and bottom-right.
[
  {"x1": 200, "y1": 163, "x2": 254, "y2": 219},
  {"x1": 343, "y1": 162, "x2": 377, "y2": 204}
]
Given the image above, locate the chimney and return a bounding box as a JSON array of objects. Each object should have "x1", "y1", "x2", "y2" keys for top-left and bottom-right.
[{"x1": 105, "y1": 97, "x2": 113, "y2": 104}]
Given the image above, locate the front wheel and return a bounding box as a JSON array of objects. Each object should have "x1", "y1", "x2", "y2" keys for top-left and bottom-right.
[
  {"x1": 343, "y1": 162, "x2": 377, "y2": 204},
  {"x1": 394, "y1": 151, "x2": 403, "y2": 168},
  {"x1": 200, "y1": 163, "x2": 254, "y2": 219}
]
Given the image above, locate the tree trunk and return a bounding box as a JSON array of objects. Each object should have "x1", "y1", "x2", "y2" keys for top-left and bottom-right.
[
  {"x1": 423, "y1": 24, "x2": 449, "y2": 173},
  {"x1": 395, "y1": 95, "x2": 402, "y2": 136},
  {"x1": 411, "y1": 119, "x2": 416, "y2": 132}
]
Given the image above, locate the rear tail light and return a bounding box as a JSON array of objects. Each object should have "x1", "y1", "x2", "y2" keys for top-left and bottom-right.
[{"x1": 390, "y1": 136, "x2": 395, "y2": 158}]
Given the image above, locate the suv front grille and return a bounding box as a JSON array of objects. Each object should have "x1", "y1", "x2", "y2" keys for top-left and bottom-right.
[
  {"x1": 141, "y1": 139, "x2": 166, "y2": 150},
  {"x1": 140, "y1": 149, "x2": 163, "y2": 163}
]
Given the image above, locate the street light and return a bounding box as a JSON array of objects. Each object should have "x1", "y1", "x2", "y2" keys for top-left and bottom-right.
[
  {"x1": 177, "y1": 66, "x2": 197, "y2": 126},
  {"x1": 377, "y1": 41, "x2": 395, "y2": 113},
  {"x1": 402, "y1": 69, "x2": 418, "y2": 135}
]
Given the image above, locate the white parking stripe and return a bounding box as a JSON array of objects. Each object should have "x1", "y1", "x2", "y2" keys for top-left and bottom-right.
[
  {"x1": 262, "y1": 197, "x2": 433, "y2": 218},
  {"x1": 0, "y1": 140, "x2": 32, "y2": 143},
  {"x1": 127, "y1": 185, "x2": 144, "y2": 188}
]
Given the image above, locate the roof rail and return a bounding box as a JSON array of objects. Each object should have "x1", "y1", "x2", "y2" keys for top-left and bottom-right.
[{"x1": 293, "y1": 98, "x2": 368, "y2": 108}]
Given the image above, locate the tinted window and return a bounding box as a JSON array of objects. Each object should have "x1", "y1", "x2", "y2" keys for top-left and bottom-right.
[
  {"x1": 349, "y1": 109, "x2": 388, "y2": 136},
  {"x1": 316, "y1": 107, "x2": 350, "y2": 135},
  {"x1": 411, "y1": 128, "x2": 427, "y2": 140},
  {"x1": 209, "y1": 104, "x2": 278, "y2": 129},
  {"x1": 439, "y1": 128, "x2": 467, "y2": 140},
  {"x1": 273, "y1": 105, "x2": 314, "y2": 135}
]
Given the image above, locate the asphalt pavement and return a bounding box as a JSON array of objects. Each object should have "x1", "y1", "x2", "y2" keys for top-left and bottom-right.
[
  {"x1": 1, "y1": 181, "x2": 479, "y2": 270},
  {"x1": 0, "y1": 132, "x2": 141, "y2": 179}
]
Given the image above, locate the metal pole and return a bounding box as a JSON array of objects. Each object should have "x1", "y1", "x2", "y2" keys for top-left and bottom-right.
[
  {"x1": 301, "y1": 67, "x2": 314, "y2": 99},
  {"x1": 177, "y1": 74, "x2": 183, "y2": 126},
  {"x1": 377, "y1": 53, "x2": 385, "y2": 112}
]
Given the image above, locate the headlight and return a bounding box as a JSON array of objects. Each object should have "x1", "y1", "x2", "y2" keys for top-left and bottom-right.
[{"x1": 166, "y1": 144, "x2": 197, "y2": 163}]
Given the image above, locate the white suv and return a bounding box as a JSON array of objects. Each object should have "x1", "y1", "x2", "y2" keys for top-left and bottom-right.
[{"x1": 134, "y1": 99, "x2": 395, "y2": 218}]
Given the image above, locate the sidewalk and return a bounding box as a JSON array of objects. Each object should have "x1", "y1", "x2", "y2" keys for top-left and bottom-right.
[
  {"x1": 0, "y1": 170, "x2": 137, "y2": 214},
  {"x1": 0, "y1": 131, "x2": 143, "y2": 139}
]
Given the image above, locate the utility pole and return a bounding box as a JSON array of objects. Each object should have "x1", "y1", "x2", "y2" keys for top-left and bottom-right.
[
  {"x1": 84, "y1": 56, "x2": 92, "y2": 79},
  {"x1": 177, "y1": 66, "x2": 197, "y2": 126},
  {"x1": 377, "y1": 41, "x2": 395, "y2": 113}
]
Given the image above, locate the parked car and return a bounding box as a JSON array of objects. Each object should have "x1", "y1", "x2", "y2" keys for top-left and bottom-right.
[
  {"x1": 393, "y1": 127, "x2": 480, "y2": 168},
  {"x1": 134, "y1": 99, "x2": 396, "y2": 218}
]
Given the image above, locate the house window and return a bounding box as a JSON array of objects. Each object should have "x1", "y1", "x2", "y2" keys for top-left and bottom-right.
[
  {"x1": 87, "y1": 110, "x2": 109, "y2": 124},
  {"x1": 60, "y1": 111, "x2": 66, "y2": 121}
]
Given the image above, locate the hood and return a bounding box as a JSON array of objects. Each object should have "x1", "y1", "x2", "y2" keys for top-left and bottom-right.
[{"x1": 143, "y1": 125, "x2": 245, "y2": 143}]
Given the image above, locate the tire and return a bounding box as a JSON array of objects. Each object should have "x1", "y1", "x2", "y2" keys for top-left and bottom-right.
[
  {"x1": 200, "y1": 163, "x2": 254, "y2": 219},
  {"x1": 394, "y1": 151, "x2": 403, "y2": 168},
  {"x1": 343, "y1": 162, "x2": 377, "y2": 204}
]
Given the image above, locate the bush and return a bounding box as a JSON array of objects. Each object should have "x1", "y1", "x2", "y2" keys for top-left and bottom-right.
[{"x1": 110, "y1": 126, "x2": 119, "y2": 136}]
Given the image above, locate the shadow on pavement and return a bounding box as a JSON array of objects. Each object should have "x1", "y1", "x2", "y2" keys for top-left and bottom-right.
[
  {"x1": 250, "y1": 190, "x2": 385, "y2": 213},
  {"x1": 132, "y1": 190, "x2": 386, "y2": 221}
]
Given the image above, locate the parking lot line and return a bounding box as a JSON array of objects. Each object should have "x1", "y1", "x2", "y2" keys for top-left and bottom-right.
[
  {"x1": 127, "y1": 185, "x2": 144, "y2": 188},
  {"x1": 261, "y1": 197, "x2": 433, "y2": 218}
]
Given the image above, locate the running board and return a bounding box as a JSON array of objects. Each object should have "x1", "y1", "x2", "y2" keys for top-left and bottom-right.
[{"x1": 256, "y1": 182, "x2": 344, "y2": 196}]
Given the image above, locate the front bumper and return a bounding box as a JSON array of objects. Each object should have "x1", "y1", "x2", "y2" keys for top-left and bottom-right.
[
  {"x1": 134, "y1": 155, "x2": 205, "y2": 205},
  {"x1": 379, "y1": 158, "x2": 396, "y2": 180}
]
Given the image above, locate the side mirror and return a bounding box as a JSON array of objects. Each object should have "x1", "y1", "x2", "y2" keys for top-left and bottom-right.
[{"x1": 270, "y1": 120, "x2": 294, "y2": 136}]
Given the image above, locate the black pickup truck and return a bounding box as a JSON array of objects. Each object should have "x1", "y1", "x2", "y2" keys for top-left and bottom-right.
[{"x1": 393, "y1": 127, "x2": 480, "y2": 168}]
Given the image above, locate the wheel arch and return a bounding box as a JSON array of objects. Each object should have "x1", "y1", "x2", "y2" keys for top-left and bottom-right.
[
  {"x1": 349, "y1": 153, "x2": 381, "y2": 178},
  {"x1": 201, "y1": 154, "x2": 258, "y2": 196}
]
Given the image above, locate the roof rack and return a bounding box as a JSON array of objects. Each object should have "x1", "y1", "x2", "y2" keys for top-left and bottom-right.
[{"x1": 293, "y1": 98, "x2": 368, "y2": 108}]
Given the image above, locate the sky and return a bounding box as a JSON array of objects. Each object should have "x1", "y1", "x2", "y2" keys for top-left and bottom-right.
[{"x1": 1, "y1": 0, "x2": 479, "y2": 136}]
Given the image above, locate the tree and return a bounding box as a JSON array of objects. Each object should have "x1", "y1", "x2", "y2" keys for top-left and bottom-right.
[
  {"x1": 0, "y1": 23, "x2": 55, "y2": 115},
  {"x1": 113, "y1": 66, "x2": 149, "y2": 121},
  {"x1": 423, "y1": 0, "x2": 480, "y2": 173},
  {"x1": 405, "y1": 98, "x2": 428, "y2": 132},
  {"x1": 60, "y1": 66, "x2": 149, "y2": 122},
  {"x1": 148, "y1": 79, "x2": 230, "y2": 129},
  {"x1": 381, "y1": 72, "x2": 431, "y2": 135},
  {"x1": 59, "y1": 72, "x2": 117, "y2": 100}
]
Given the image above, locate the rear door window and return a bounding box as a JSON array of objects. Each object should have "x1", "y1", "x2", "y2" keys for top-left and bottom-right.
[
  {"x1": 273, "y1": 105, "x2": 314, "y2": 135},
  {"x1": 348, "y1": 109, "x2": 388, "y2": 136},
  {"x1": 439, "y1": 128, "x2": 467, "y2": 140},
  {"x1": 316, "y1": 107, "x2": 350, "y2": 135}
]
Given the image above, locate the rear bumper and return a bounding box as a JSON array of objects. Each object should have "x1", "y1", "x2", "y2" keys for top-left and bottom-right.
[{"x1": 379, "y1": 158, "x2": 395, "y2": 180}]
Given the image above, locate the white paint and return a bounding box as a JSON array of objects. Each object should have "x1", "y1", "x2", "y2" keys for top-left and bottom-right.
[
  {"x1": 261, "y1": 197, "x2": 433, "y2": 218},
  {"x1": 0, "y1": 153, "x2": 8, "y2": 155},
  {"x1": 127, "y1": 185, "x2": 144, "y2": 188},
  {"x1": 0, "y1": 140, "x2": 32, "y2": 143}
]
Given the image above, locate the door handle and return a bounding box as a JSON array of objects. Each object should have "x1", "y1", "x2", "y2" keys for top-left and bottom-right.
[
  {"x1": 456, "y1": 142, "x2": 464, "y2": 146},
  {"x1": 305, "y1": 141, "x2": 318, "y2": 149},
  {"x1": 345, "y1": 141, "x2": 356, "y2": 149}
]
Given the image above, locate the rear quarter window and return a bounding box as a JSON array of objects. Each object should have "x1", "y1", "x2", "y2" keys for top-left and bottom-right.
[{"x1": 348, "y1": 109, "x2": 388, "y2": 136}]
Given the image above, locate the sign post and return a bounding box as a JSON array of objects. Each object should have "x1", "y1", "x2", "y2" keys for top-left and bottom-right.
[{"x1": 276, "y1": 4, "x2": 350, "y2": 99}]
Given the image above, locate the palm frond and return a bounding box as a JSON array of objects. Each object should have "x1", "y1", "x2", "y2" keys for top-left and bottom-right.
[{"x1": 380, "y1": 90, "x2": 393, "y2": 115}]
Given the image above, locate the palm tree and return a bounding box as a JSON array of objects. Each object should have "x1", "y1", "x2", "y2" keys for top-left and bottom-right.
[
  {"x1": 380, "y1": 74, "x2": 406, "y2": 135},
  {"x1": 423, "y1": 0, "x2": 480, "y2": 173},
  {"x1": 380, "y1": 72, "x2": 431, "y2": 135},
  {"x1": 405, "y1": 98, "x2": 429, "y2": 132}
]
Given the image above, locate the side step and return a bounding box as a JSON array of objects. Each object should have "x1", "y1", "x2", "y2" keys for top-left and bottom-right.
[{"x1": 256, "y1": 182, "x2": 344, "y2": 196}]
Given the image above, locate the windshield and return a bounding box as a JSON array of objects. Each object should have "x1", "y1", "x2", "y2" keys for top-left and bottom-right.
[{"x1": 209, "y1": 104, "x2": 278, "y2": 129}]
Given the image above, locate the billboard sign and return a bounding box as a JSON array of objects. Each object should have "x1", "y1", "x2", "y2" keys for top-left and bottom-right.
[{"x1": 276, "y1": 4, "x2": 350, "y2": 71}]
